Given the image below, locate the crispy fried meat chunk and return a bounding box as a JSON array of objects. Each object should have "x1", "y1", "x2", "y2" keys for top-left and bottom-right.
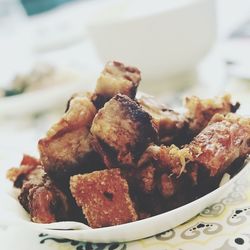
[
  {"x1": 91, "y1": 61, "x2": 141, "y2": 109},
  {"x1": 91, "y1": 94, "x2": 158, "y2": 168},
  {"x1": 70, "y1": 169, "x2": 138, "y2": 228},
  {"x1": 38, "y1": 95, "x2": 103, "y2": 183},
  {"x1": 7, "y1": 157, "x2": 71, "y2": 224},
  {"x1": 17, "y1": 166, "x2": 46, "y2": 212},
  {"x1": 188, "y1": 113, "x2": 250, "y2": 177},
  {"x1": 20, "y1": 175, "x2": 70, "y2": 223},
  {"x1": 136, "y1": 145, "x2": 194, "y2": 210},
  {"x1": 20, "y1": 154, "x2": 40, "y2": 167},
  {"x1": 7, "y1": 155, "x2": 41, "y2": 188},
  {"x1": 185, "y1": 94, "x2": 240, "y2": 136},
  {"x1": 65, "y1": 91, "x2": 92, "y2": 112},
  {"x1": 137, "y1": 94, "x2": 187, "y2": 146}
]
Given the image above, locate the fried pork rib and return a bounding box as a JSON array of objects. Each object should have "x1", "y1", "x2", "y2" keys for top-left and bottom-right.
[
  {"x1": 137, "y1": 94, "x2": 187, "y2": 145},
  {"x1": 90, "y1": 94, "x2": 158, "y2": 168},
  {"x1": 185, "y1": 94, "x2": 240, "y2": 136},
  {"x1": 38, "y1": 95, "x2": 103, "y2": 183},
  {"x1": 70, "y1": 169, "x2": 138, "y2": 228},
  {"x1": 188, "y1": 113, "x2": 250, "y2": 177},
  {"x1": 7, "y1": 155, "x2": 70, "y2": 223},
  {"x1": 91, "y1": 61, "x2": 141, "y2": 109}
]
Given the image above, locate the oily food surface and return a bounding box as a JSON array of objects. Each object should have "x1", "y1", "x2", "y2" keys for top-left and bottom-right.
[
  {"x1": 91, "y1": 94, "x2": 157, "y2": 167},
  {"x1": 70, "y1": 169, "x2": 137, "y2": 228},
  {"x1": 6, "y1": 61, "x2": 250, "y2": 229}
]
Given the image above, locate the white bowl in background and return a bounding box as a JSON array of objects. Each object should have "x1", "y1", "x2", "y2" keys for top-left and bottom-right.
[{"x1": 87, "y1": 0, "x2": 216, "y2": 83}]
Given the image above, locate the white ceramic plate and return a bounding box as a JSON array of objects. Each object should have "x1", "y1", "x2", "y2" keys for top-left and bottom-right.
[
  {"x1": 0, "y1": 74, "x2": 95, "y2": 118},
  {"x1": 0, "y1": 83, "x2": 77, "y2": 117},
  {"x1": 0, "y1": 152, "x2": 249, "y2": 243}
]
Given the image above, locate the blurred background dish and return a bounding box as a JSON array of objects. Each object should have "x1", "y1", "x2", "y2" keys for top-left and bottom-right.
[
  {"x1": 1, "y1": 63, "x2": 80, "y2": 97},
  {"x1": 87, "y1": 0, "x2": 217, "y2": 86},
  {"x1": 0, "y1": 64, "x2": 91, "y2": 117}
]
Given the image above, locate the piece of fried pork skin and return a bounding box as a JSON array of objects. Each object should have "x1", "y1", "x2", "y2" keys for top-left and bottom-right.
[
  {"x1": 90, "y1": 94, "x2": 158, "y2": 168},
  {"x1": 38, "y1": 95, "x2": 103, "y2": 183},
  {"x1": 91, "y1": 61, "x2": 141, "y2": 109},
  {"x1": 188, "y1": 113, "x2": 250, "y2": 177},
  {"x1": 185, "y1": 94, "x2": 240, "y2": 136},
  {"x1": 7, "y1": 155, "x2": 70, "y2": 223},
  {"x1": 70, "y1": 169, "x2": 138, "y2": 228},
  {"x1": 137, "y1": 94, "x2": 187, "y2": 146}
]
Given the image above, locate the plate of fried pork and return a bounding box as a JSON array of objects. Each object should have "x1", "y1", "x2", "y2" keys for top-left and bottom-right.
[{"x1": 2, "y1": 61, "x2": 250, "y2": 243}]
